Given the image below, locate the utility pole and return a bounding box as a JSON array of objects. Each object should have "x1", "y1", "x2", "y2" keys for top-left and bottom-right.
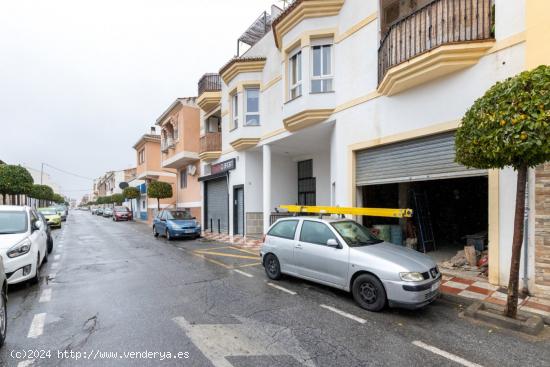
[{"x1": 40, "y1": 162, "x2": 44, "y2": 184}]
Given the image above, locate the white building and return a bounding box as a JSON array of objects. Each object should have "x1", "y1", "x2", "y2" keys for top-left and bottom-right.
[{"x1": 196, "y1": 0, "x2": 550, "y2": 297}]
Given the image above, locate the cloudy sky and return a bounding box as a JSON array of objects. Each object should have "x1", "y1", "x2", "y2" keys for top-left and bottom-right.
[{"x1": 0, "y1": 0, "x2": 278, "y2": 199}]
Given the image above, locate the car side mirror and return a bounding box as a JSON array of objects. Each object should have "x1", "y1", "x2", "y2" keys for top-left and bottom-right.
[
  {"x1": 326, "y1": 238, "x2": 339, "y2": 248},
  {"x1": 160, "y1": 218, "x2": 166, "y2": 222},
  {"x1": 33, "y1": 220, "x2": 43, "y2": 231},
  {"x1": 192, "y1": 217, "x2": 196, "y2": 220}
]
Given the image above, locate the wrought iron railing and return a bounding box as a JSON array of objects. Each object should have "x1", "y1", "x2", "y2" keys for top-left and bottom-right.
[
  {"x1": 198, "y1": 74, "x2": 222, "y2": 96},
  {"x1": 199, "y1": 132, "x2": 221, "y2": 154},
  {"x1": 378, "y1": 0, "x2": 494, "y2": 84}
]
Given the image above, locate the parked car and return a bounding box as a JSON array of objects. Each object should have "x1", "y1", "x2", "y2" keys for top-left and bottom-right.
[
  {"x1": 113, "y1": 206, "x2": 132, "y2": 221},
  {"x1": 96, "y1": 208, "x2": 104, "y2": 216},
  {"x1": 102, "y1": 208, "x2": 113, "y2": 217},
  {"x1": 37, "y1": 207, "x2": 62, "y2": 229},
  {"x1": 153, "y1": 209, "x2": 201, "y2": 240},
  {"x1": 0, "y1": 255, "x2": 7, "y2": 348},
  {"x1": 261, "y1": 217, "x2": 440, "y2": 312},
  {"x1": 0, "y1": 206, "x2": 48, "y2": 285},
  {"x1": 55, "y1": 205, "x2": 67, "y2": 221},
  {"x1": 36, "y1": 212, "x2": 54, "y2": 254}
]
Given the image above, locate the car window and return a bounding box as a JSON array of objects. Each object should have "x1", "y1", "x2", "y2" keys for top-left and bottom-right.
[
  {"x1": 299, "y1": 221, "x2": 337, "y2": 246},
  {"x1": 160, "y1": 211, "x2": 166, "y2": 220},
  {"x1": 30, "y1": 210, "x2": 39, "y2": 229},
  {"x1": 0, "y1": 211, "x2": 28, "y2": 234},
  {"x1": 331, "y1": 221, "x2": 383, "y2": 247},
  {"x1": 167, "y1": 211, "x2": 193, "y2": 220},
  {"x1": 268, "y1": 220, "x2": 298, "y2": 240}
]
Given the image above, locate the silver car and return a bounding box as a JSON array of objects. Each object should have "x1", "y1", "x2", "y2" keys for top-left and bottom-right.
[{"x1": 261, "y1": 217, "x2": 441, "y2": 311}]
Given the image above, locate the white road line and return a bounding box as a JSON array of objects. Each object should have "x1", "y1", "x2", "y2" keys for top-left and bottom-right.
[
  {"x1": 39, "y1": 288, "x2": 52, "y2": 303},
  {"x1": 27, "y1": 313, "x2": 46, "y2": 338},
  {"x1": 233, "y1": 269, "x2": 253, "y2": 278},
  {"x1": 267, "y1": 282, "x2": 296, "y2": 295},
  {"x1": 412, "y1": 341, "x2": 484, "y2": 367},
  {"x1": 319, "y1": 304, "x2": 367, "y2": 324},
  {"x1": 54, "y1": 255, "x2": 61, "y2": 261},
  {"x1": 17, "y1": 360, "x2": 34, "y2": 367}
]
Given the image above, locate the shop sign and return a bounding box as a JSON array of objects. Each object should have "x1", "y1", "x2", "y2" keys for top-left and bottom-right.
[{"x1": 211, "y1": 158, "x2": 236, "y2": 174}]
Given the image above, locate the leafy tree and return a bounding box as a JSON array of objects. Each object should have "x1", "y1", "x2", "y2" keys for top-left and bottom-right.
[
  {"x1": 111, "y1": 193, "x2": 124, "y2": 205},
  {"x1": 52, "y1": 194, "x2": 65, "y2": 204},
  {"x1": 123, "y1": 187, "x2": 140, "y2": 215},
  {"x1": 456, "y1": 65, "x2": 550, "y2": 318},
  {"x1": 0, "y1": 164, "x2": 34, "y2": 205},
  {"x1": 103, "y1": 195, "x2": 112, "y2": 205},
  {"x1": 147, "y1": 181, "x2": 172, "y2": 210},
  {"x1": 29, "y1": 184, "x2": 54, "y2": 207}
]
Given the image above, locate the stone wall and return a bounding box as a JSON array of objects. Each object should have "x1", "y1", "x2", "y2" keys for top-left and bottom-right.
[
  {"x1": 535, "y1": 163, "x2": 550, "y2": 298},
  {"x1": 246, "y1": 212, "x2": 264, "y2": 238}
]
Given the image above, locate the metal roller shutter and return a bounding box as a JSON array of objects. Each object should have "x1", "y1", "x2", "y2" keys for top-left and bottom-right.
[
  {"x1": 206, "y1": 178, "x2": 228, "y2": 232},
  {"x1": 356, "y1": 132, "x2": 486, "y2": 186}
]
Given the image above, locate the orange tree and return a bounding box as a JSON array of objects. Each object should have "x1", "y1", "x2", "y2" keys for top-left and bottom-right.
[
  {"x1": 147, "y1": 181, "x2": 172, "y2": 211},
  {"x1": 123, "y1": 187, "x2": 140, "y2": 216},
  {"x1": 0, "y1": 164, "x2": 34, "y2": 205},
  {"x1": 456, "y1": 65, "x2": 550, "y2": 318}
]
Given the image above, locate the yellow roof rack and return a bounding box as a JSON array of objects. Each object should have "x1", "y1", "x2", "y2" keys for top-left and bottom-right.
[{"x1": 279, "y1": 205, "x2": 413, "y2": 218}]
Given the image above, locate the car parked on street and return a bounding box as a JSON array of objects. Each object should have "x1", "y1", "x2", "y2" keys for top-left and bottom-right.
[
  {"x1": 153, "y1": 209, "x2": 201, "y2": 240},
  {"x1": 37, "y1": 207, "x2": 62, "y2": 229},
  {"x1": 96, "y1": 208, "x2": 104, "y2": 216},
  {"x1": 261, "y1": 217, "x2": 440, "y2": 312},
  {"x1": 113, "y1": 206, "x2": 132, "y2": 221},
  {"x1": 0, "y1": 206, "x2": 48, "y2": 285},
  {"x1": 102, "y1": 208, "x2": 113, "y2": 217},
  {"x1": 36, "y1": 212, "x2": 54, "y2": 254},
  {"x1": 0, "y1": 255, "x2": 7, "y2": 348},
  {"x1": 55, "y1": 205, "x2": 68, "y2": 221}
]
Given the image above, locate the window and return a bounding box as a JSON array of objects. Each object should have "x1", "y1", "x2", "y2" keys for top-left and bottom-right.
[
  {"x1": 311, "y1": 44, "x2": 333, "y2": 93},
  {"x1": 268, "y1": 220, "x2": 298, "y2": 240},
  {"x1": 231, "y1": 93, "x2": 238, "y2": 130},
  {"x1": 289, "y1": 50, "x2": 302, "y2": 99},
  {"x1": 299, "y1": 221, "x2": 338, "y2": 245},
  {"x1": 298, "y1": 159, "x2": 316, "y2": 206},
  {"x1": 180, "y1": 168, "x2": 187, "y2": 189},
  {"x1": 173, "y1": 123, "x2": 179, "y2": 141},
  {"x1": 331, "y1": 221, "x2": 383, "y2": 247},
  {"x1": 138, "y1": 149, "x2": 145, "y2": 164},
  {"x1": 207, "y1": 116, "x2": 221, "y2": 133},
  {"x1": 244, "y1": 87, "x2": 260, "y2": 126}
]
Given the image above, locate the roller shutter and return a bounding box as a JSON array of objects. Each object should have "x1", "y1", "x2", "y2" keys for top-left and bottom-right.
[
  {"x1": 205, "y1": 178, "x2": 228, "y2": 232},
  {"x1": 356, "y1": 132, "x2": 486, "y2": 186}
]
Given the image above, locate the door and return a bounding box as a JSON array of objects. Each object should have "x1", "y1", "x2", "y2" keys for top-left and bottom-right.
[
  {"x1": 156, "y1": 210, "x2": 166, "y2": 233},
  {"x1": 233, "y1": 186, "x2": 244, "y2": 235},
  {"x1": 266, "y1": 219, "x2": 300, "y2": 274},
  {"x1": 294, "y1": 220, "x2": 349, "y2": 287},
  {"x1": 205, "y1": 178, "x2": 229, "y2": 233}
]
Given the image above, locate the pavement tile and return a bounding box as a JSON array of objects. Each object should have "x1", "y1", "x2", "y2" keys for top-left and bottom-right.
[
  {"x1": 471, "y1": 281, "x2": 499, "y2": 291},
  {"x1": 443, "y1": 280, "x2": 469, "y2": 290},
  {"x1": 457, "y1": 290, "x2": 488, "y2": 300},
  {"x1": 523, "y1": 300, "x2": 550, "y2": 312},
  {"x1": 466, "y1": 285, "x2": 494, "y2": 296},
  {"x1": 440, "y1": 285, "x2": 462, "y2": 295},
  {"x1": 528, "y1": 297, "x2": 550, "y2": 306},
  {"x1": 491, "y1": 291, "x2": 508, "y2": 300},
  {"x1": 450, "y1": 277, "x2": 476, "y2": 285},
  {"x1": 520, "y1": 305, "x2": 549, "y2": 316},
  {"x1": 485, "y1": 297, "x2": 507, "y2": 306}
]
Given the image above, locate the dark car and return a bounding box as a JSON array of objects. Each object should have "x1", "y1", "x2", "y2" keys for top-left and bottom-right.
[
  {"x1": 153, "y1": 209, "x2": 201, "y2": 240},
  {"x1": 37, "y1": 212, "x2": 54, "y2": 254},
  {"x1": 113, "y1": 206, "x2": 132, "y2": 221},
  {"x1": 96, "y1": 208, "x2": 104, "y2": 216}
]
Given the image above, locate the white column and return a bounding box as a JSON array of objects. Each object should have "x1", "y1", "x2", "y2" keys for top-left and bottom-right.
[{"x1": 262, "y1": 144, "x2": 272, "y2": 233}]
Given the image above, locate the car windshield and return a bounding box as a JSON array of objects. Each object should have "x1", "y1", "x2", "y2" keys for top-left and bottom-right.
[
  {"x1": 39, "y1": 208, "x2": 58, "y2": 215},
  {"x1": 166, "y1": 211, "x2": 193, "y2": 220},
  {"x1": 0, "y1": 211, "x2": 28, "y2": 234},
  {"x1": 330, "y1": 221, "x2": 383, "y2": 247},
  {"x1": 114, "y1": 207, "x2": 128, "y2": 212}
]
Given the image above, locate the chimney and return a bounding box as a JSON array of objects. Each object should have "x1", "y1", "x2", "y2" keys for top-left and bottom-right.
[{"x1": 150, "y1": 126, "x2": 156, "y2": 134}]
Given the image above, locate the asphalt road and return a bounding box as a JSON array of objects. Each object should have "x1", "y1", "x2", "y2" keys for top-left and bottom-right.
[{"x1": 0, "y1": 210, "x2": 549, "y2": 367}]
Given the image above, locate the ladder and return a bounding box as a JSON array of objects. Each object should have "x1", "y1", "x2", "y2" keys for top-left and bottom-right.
[
  {"x1": 410, "y1": 191, "x2": 436, "y2": 253},
  {"x1": 279, "y1": 205, "x2": 413, "y2": 218}
]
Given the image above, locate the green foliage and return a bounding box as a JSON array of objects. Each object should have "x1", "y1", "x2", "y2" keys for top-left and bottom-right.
[
  {"x1": 97, "y1": 196, "x2": 106, "y2": 205},
  {"x1": 456, "y1": 65, "x2": 550, "y2": 170},
  {"x1": 123, "y1": 187, "x2": 140, "y2": 200},
  {"x1": 147, "y1": 181, "x2": 173, "y2": 200},
  {"x1": 52, "y1": 194, "x2": 65, "y2": 204},
  {"x1": 29, "y1": 184, "x2": 54, "y2": 201},
  {"x1": 103, "y1": 195, "x2": 112, "y2": 204},
  {"x1": 111, "y1": 193, "x2": 124, "y2": 205},
  {"x1": 0, "y1": 164, "x2": 34, "y2": 196}
]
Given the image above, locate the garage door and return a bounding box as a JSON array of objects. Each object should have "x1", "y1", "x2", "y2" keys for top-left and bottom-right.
[
  {"x1": 205, "y1": 178, "x2": 228, "y2": 232},
  {"x1": 356, "y1": 132, "x2": 486, "y2": 185}
]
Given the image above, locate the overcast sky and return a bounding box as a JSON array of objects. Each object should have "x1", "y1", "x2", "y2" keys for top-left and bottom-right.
[{"x1": 0, "y1": 0, "x2": 278, "y2": 199}]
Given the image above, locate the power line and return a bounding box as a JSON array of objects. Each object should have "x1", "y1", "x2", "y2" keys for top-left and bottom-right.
[{"x1": 43, "y1": 163, "x2": 94, "y2": 181}]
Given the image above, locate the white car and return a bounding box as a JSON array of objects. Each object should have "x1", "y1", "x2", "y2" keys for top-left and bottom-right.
[
  {"x1": 0, "y1": 206, "x2": 48, "y2": 285},
  {"x1": 0, "y1": 255, "x2": 7, "y2": 348}
]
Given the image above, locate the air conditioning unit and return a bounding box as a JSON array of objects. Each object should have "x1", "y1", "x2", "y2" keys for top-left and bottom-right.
[{"x1": 187, "y1": 165, "x2": 197, "y2": 176}]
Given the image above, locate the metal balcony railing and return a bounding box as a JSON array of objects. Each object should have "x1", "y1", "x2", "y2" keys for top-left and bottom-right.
[
  {"x1": 198, "y1": 74, "x2": 222, "y2": 96},
  {"x1": 378, "y1": 0, "x2": 494, "y2": 84},
  {"x1": 199, "y1": 132, "x2": 222, "y2": 154}
]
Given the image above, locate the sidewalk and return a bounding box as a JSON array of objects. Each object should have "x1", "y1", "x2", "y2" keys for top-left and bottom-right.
[{"x1": 201, "y1": 231, "x2": 263, "y2": 251}]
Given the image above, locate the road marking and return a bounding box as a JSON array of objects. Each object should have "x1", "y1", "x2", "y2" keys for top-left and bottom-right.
[
  {"x1": 27, "y1": 313, "x2": 46, "y2": 338},
  {"x1": 193, "y1": 250, "x2": 259, "y2": 260},
  {"x1": 39, "y1": 288, "x2": 52, "y2": 303},
  {"x1": 267, "y1": 282, "x2": 297, "y2": 295},
  {"x1": 17, "y1": 360, "x2": 34, "y2": 367},
  {"x1": 412, "y1": 341, "x2": 483, "y2": 367},
  {"x1": 319, "y1": 304, "x2": 366, "y2": 324},
  {"x1": 54, "y1": 255, "x2": 60, "y2": 261},
  {"x1": 51, "y1": 262, "x2": 59, "y2": 269},
  {"x1": 192, "y1": 253, "x2": 233, "y2": 269},
  {"x1": 233, "y1": 269, "x2": 253, "y2": 278},
  {"x1": 229, "y1": 246, "x2": 259, "y2": 255}
]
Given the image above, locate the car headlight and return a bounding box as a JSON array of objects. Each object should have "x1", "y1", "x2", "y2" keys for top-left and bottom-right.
[
  {"x1": 7, "y1": 238, "x2": 32, "y2": 258},
  {"x1": 399, "y1": 272, "x2": 424, "y2": 282},
  {"x1": 168, "y1": 222, "x2": 179, "y2": 229}
]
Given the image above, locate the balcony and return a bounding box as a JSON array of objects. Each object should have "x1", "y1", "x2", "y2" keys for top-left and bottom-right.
[
  {"x1": 161, "y1": 138, "x2": 175, "y2": 153},
  {"x1": 377, "y1": 0, "x2": 495, "y2": 96},
  {"x1": 199, "y1": 132, "x2": 222, "y2": 161},
  {"x1": 197, "y1": 74, "x2": 222, "y2": 113}
]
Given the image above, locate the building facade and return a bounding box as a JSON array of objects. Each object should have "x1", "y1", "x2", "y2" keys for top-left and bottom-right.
[{"x1": 195, "y1": 0, "x2": 550, "y2": 297}]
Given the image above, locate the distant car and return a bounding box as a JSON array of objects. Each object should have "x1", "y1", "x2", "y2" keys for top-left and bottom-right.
[
  {"x1": 96, "y1": 208, "x2": 104, "y2": 216},
  {"x1": 0, "y1": 255, "x2": 7, "y2": 348},
  {"x1": 113, "y1": 206, "x2": 132, "y2": 221},
  {"x1": 54, "y1": 206, "x2": 67, "y2": 221},
  {"x1": 153, "y1": 209, "x2": 201, "y2": 240},
  {"x1": 261, "y1": 217, "x2": 441, "y2": 311},
  {"x1": 0, "y1": 206, "x2": 48, "y2": 285},
  {"x1": 36, "y1": 212, "x2": 54, "y2": 254},
  {"x1": 37, "y1": 207, "x2": 62, "y2": 229},
  {"x1": 102, "y1": 208, "x2": 113, "y2": 217}
]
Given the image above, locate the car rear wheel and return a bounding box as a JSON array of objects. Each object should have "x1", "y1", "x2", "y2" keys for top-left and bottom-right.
[
  {"x1": 0, "y1": 285, "x2": 6, "y2": 348},
  {"x1": 352, "y1": 274, "x2": 387, "y2": 312},
  {"x1": 47, "y1": 237, "x2": 53, "y2": 254},
  {"x1": 264, "y1": 254, "x2": 282, "y2": 280},
  {"x1": 153, "y1": 226, "x2": 159, "y2": 237}
]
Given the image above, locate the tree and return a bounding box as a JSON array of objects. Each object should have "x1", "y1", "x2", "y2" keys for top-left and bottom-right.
[
  {"x1": 29, "y1": 184, "x2": 54, "y2": 207},
  {"x1": 456, "y1": 65, "x2": 550, "y2": 318},
  {"x1": 147, "y1": 181, "x2": 172, "y2": 211},
  {"x1": 123, "y1": 187, "x2": 140, "y2": 215},
  {"x1": 111, "y1": 193, "x2": 124, "y2": 205},
  {"x1": 0, "y1": 164, "x2": 34, "y2": 205},
  {"x1": 52, "y1": 194, "x2": 65, "y2": 204}
]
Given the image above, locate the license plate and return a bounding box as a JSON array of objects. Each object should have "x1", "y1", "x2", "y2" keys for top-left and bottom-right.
[
  {"x1": 431, "y1": 280, "x2": 441, "y2": 292},
  {"x1": 184, "y1": 229, "x2": 195, "y2": 234}
]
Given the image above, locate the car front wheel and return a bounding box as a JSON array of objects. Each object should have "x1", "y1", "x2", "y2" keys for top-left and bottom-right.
[
  {"x1": 153, "y1": 226, "x2": 159, "y2": 237},
  {"x1": 264, "y1": 254, "x2": 282, "y2": 280},
  {"x1": 352, "y1": 274, "x2": 387, "y2": 312},
  {"x1": 0, "y1": 285, "x2": 6, "y2": 348},
  {"x1": 166, "y1": 230, "x2": 173, "y2": 241},
  {"x1": 30, "y1": 254, "x2": 40, "y2": 285}
]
